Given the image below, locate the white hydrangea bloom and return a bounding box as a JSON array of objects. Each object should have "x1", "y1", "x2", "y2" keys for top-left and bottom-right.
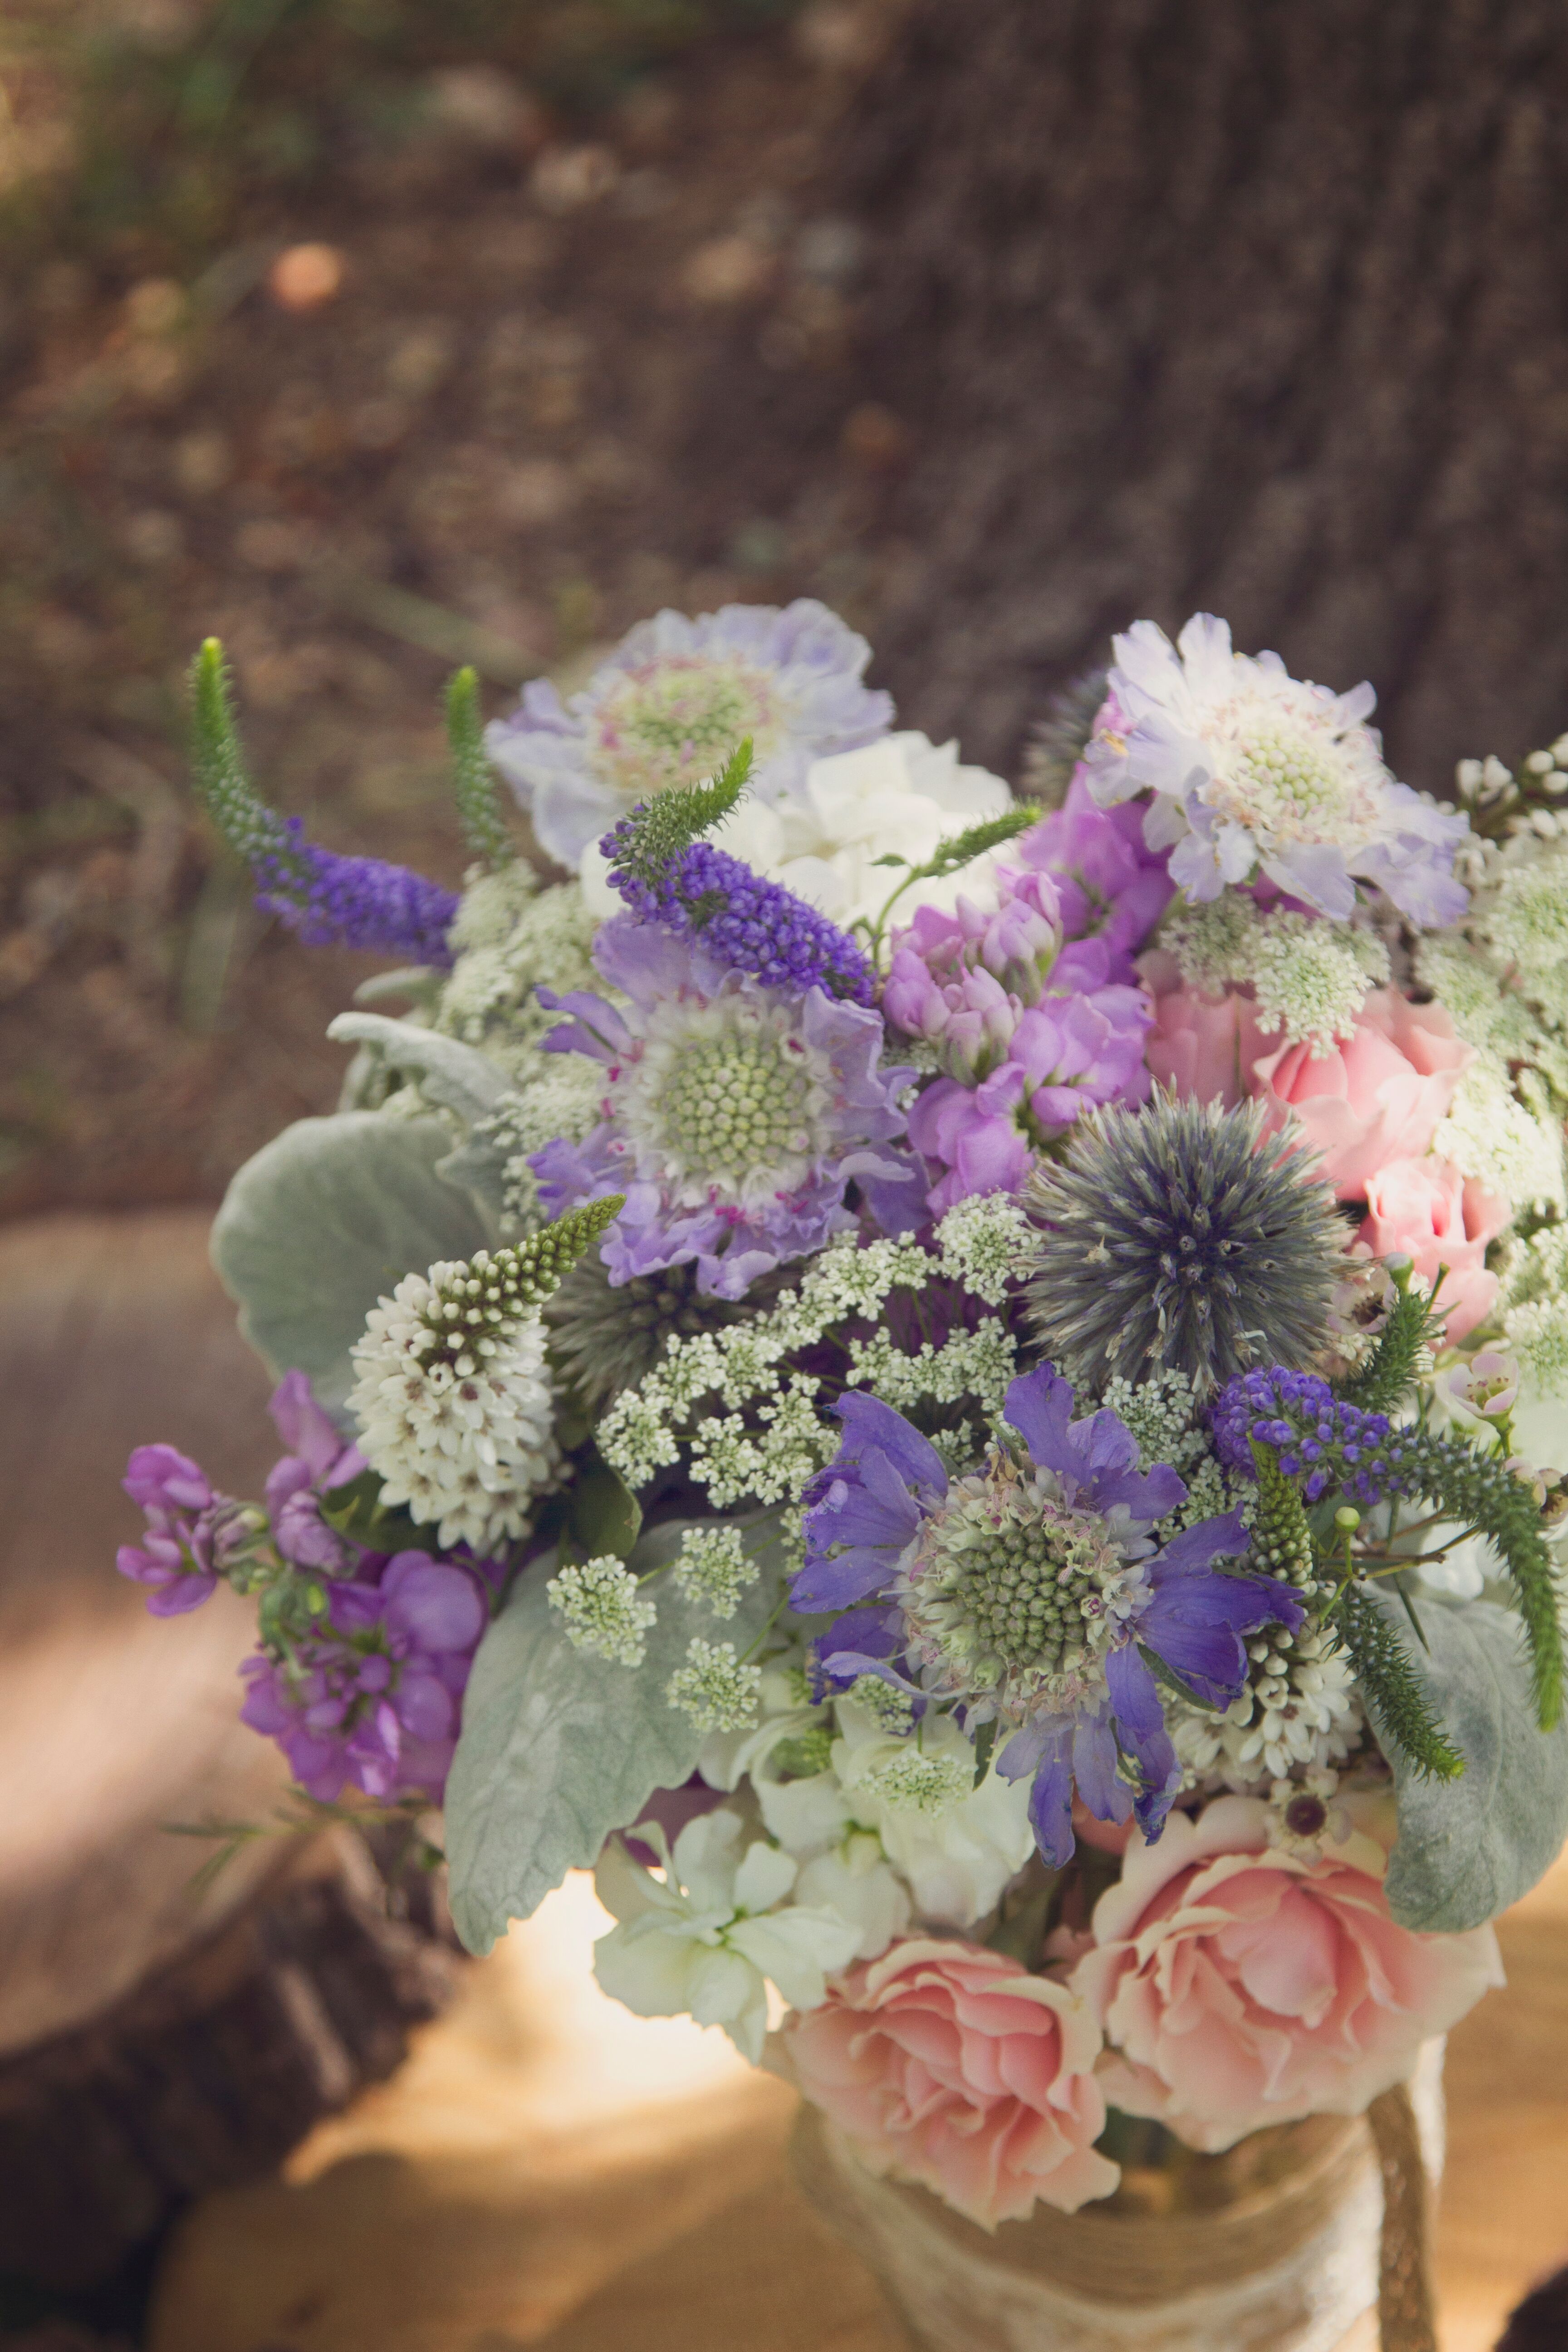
[
  {"x1": 546, "y1": 1553, "x2": 658, "y2": 1666},
  {"x1": 347, "y1": 1267, "x2": 558, "y2": 1553},
  {"x1": 592, "y1": 1812, "x2": 862, "y2": 2062},
  {"x1": 579, "y1": 730, "x2": 1017, "y2": 934}
]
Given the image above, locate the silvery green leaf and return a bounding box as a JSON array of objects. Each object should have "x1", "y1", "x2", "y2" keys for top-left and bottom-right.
[
  {"x1": 1372, "y1": 1590, "x2": 1568, "y2": 1931},
  {"x1": 433, "y1": 1127, "x2": 515, "y2": 1227},
  {"x1": 445, "y1": 1512, "x2": 788, "y2": 1954},
  {"x1": 211, "y1": 1112, "x2": 489, "y2": 1426},
  {"x1": 326, "y1": 1012, "x2": 510, "y2": 1126}
]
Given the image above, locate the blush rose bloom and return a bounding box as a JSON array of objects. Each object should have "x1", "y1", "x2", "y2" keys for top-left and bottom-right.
[
  {"x1": 1071, "y1": 1797, "x2": 1503, "y2": 2153},
  {"x1": 1141, "y1": 958, "x2": 1274, "y2": 1111},
  {"x1": 1358, "y1": 1156, "x2": 1508, "y2": 1342},
  {"x1": 1252, "y1": 990, "x2": 1473, "y2": 1200},
  {"x1": 781, "y1": 1937, "x2": 1119, "y2": 2226}
]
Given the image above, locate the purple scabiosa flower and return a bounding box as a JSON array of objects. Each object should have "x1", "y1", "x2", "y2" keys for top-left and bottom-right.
[
  {"x1": 1014, "y1": 771, "x2": 1174, "y2": 978},
  {"x1": 1212, "y1": 1366, "x2": 1409, "y2": 1508},
  {"x1": 792, "y1": 1368, "x2": 1304, "y2": 1866},
  {"x1": 484, "y1": 599, "x2": 893, "y2": 868},
  {"x1": 263, "y1": 1370, "x2": 368, "y2": 1574},
  {"x1": 603, "y1": 833, "x2": 874, "y2": 1004},
  {"x1": 118, "y1": 1443, "x2": 230, "y2": 1615},
  {"x1": 1080, "y1": 614, "x2": 1470, "y2": 926},
  {"x1": 253, "y1": 818, "x2": 458, "y2": 966},
  {"x1": 529, "y1": 917, "x2": 922, "y2": 1298},
  {"x1": 239, "y1": 1552, "x2": 487, "y2": 1804}
]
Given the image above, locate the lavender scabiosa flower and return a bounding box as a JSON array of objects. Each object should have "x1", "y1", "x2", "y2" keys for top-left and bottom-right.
[
  {"x1": 253, "y1": 819, "x2": 459, "y2": 966},
  {"x1": 887, "y1": 863, "x2": 1153, "y2": 1216},
  {"x1": 529, "y1": 918, "x2": 922, "y2": 1299},
  {"x1": 240, "y1": 1552, "x2": 487, "y2": 1803},
  {"x1": 485, "y1": 599, "x2": 893, "y2": 867},
  {"x1": 1024, "y1": 1097, "x2": 1347, "y2": 1396},
  {"x1": 792, "y1": 1369, "x2": 1304, "y2": 1865},
  {"x1": 1081, "y1": 614, "x2": 1470, "y2": 925},
  {"x1": 1211, "y1": 1367, "x2": 1408, "y2": 1507},
  {"x1": 603, "y1": 833, "x2": 874, "y2": 1004}
]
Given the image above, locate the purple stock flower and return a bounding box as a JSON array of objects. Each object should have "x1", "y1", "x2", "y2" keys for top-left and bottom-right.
[
  {"x1": 263, "y1": 1370, "x2": 368, "y2": 1573},
  {"x1": 529, "y1": 916, "x2": 922, "y2": 1298},
  {"x1": 603, "y1": 833, "x2": 874, "y2": 1004},
  {"x1": 254, "y1": 818, "x2": 459, "y2": 966},
  {"x1": 485, "y1": 599, "x2": 893, "y2": 867},
  {"x1": 117, "y1": 1442, "x2": 228, "y2": 1615},
  {"x1": 1212, "y1": 1365, "x2": 1409, "y2": 1507},
  {"x1": 240, "y1": 1552, "x2": 487, "y2": 1804},
  {"x1": 793, "y1": 1367, "x2": 1304, "y2": 1867},
  {"x1": 1014, "y1": 771, "x2": 1173, "y2": 976}
]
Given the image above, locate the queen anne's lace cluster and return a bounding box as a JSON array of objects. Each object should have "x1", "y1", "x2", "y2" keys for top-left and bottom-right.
[
  {"x1": 547, "y1": 1553, "x2": 658, "y2": 1666},
  {"x1": 1164, "y1": 897, "x2": 1389, "y2": 1055}
]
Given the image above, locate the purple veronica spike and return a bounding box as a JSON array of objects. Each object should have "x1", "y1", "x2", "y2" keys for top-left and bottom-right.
[
  {"x1": 1211, "y1": 1366, "x2": 1407, "y2": 1506},
  {"x1": 603, "y1": 833, "x2": 874, "y2": 1004},
  {"x1": 254, "y1": 818, "x2": 458, "y2": 967},
  {"x1": 795, "y1": 1363, "x2": 1303, "y2": 1866},
  {"x1": 529, "y1": 918, "x2": 922, "y2": 1299}
]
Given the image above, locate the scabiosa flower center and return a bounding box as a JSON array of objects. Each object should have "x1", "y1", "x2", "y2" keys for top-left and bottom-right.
[
  {"x1": 615, "y1": 994, "x2": 834, "y2": 1207},
  {"x1": 901, "y1": 1463, "x2": 1142, "y2": 1718},
  {"x1": 588, "y1": 658, "x2": 784, "y2": 803},
  {"x1": 1209, "y1": 717, "x2": 1367, "y2": 845}
]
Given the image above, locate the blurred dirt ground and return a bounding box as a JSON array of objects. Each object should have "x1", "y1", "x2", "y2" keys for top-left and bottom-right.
[{"x1": 0, "y1": 0, "x2": 916, "y2": 1220}]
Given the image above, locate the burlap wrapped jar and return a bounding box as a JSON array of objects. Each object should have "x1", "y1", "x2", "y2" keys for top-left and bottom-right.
[{"x1": 791, "y1": 2042, "x2": 1446, "y2": 2352}]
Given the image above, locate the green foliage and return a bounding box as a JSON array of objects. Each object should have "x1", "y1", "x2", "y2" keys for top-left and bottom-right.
[
  {"x1": 444, "y1": 1511, "x2": 788, "y2": 1952},
  {"x1": 564, "y1": 1451, "x2": 644, "y2": 1562},
  {"x1": 188, "y1": 637, "x2": 294, "y2": 872},
  {"x1": 327, "y1": 1012, "x2": 510, "y2": 1126},
  {"x1": 1335, "y1": 1266, "x2": 1445, "y2": 1414},
  {"x1": 318, "y1": 1464, "x2": 446, "y2": 1557},
  {"x1": 446, "y1": 666, "x2": 514, "y2": 870},
  {"x1": 1365, "y1": 1593, "x2": 1568, "y2": 1932},
  {"x1": 1392, "y1": 1427, "x2": 1564, "y2": 1731},
  {"x1": 1334, "y1": 1585, "x2": 1465, "y2": 1783},
  {"x1": 898, "y1": 804, "x2": 1042, "y2": 884},
  {"x1": 210, "y1": 1110, "x2": 489, "y2": 1422},
  {"x1": 607, "y1": 739, "x2": 754, "y2": 886}
]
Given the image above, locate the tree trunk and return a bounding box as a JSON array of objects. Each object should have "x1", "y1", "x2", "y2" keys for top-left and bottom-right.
[{"x1": 828, "y1": 0, "x2": 1568, "y2": 785}]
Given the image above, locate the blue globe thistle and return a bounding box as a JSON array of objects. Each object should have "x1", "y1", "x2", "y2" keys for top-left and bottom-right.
[{"x1": 1023, "y1": 1096, "x2": 1347, "y2": 1395}]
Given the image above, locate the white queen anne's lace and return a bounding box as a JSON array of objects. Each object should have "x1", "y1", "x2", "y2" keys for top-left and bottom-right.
[{"x1": 347, "y1": 1263, "x2": 558, "y2": 1553}]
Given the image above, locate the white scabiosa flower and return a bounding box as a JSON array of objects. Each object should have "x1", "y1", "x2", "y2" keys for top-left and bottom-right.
[
  {"x1": 546, "y1": 1553, "x2": 658, "y2": 1666},
  {"x1": 1084, "y1": 613, "x2": 1470, "y2": 925},
  {"x1": 592, "y1": 1812, "x2": 862, "y2": 2062}
]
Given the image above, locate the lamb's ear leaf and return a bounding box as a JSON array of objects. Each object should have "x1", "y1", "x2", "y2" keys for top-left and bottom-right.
[
  {"x1": 444, "y1": 1511, "x2": 788, "y2": 1954},
  {"x1": 326, "y1": 1012, "x2": 510, "y2": 1126},
  {"x1": 1370, "y1": 1590, "x2": 1568, "y2": 1931},
  {"x1": 210, "y1": 1112, "x2": 489, "y2": 1428}
]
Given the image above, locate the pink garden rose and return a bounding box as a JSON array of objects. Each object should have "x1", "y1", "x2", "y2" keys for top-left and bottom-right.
[
  {"x1": 782, "y1": 1937, "x2": 1118, "y2": 2226},
  {"x1": 1142, "y1": 962, "x2": 1274, "y2": 1110},
  {"x1": 1071, "y1": 1797, "x2": 1502, "y2": 2153},
  {"x1": 1252, "y1": 990, "x2": 1473, "y2": 1200},
  {"x1": 1357, "y1": 1157, "x2": 1508, "y2": 1342}
]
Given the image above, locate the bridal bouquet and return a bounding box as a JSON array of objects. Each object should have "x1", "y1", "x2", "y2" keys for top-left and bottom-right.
[{"x1": 118, "y1": 600, "x2": 1568, "y2": 2223}]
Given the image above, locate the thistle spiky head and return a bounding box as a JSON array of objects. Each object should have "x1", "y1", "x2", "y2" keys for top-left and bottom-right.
[{"x1": 1023, "y1": 1094, "x2": 1347, "y2": 1396}]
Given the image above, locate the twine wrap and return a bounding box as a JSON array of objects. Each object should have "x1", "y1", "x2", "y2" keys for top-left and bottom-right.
[{"x1": 791, "y1": 2044, "x2": 1444, "y2": 2352}]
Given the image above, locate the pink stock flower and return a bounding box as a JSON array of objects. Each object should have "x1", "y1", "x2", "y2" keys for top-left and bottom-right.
[
  {"x1": 783, "y1": 1937, "x2": 1118, "y2": 2227},
  {"x1": 1070, "y1": 1797, "x2": 1503, "y2": 2154},
  {"x1": 1252, "y1": 990, "x2": 1472, "y2": 1200},
  {"x1": 1357, "y1": 1158, "x2": 1508, "y2": 1342}
]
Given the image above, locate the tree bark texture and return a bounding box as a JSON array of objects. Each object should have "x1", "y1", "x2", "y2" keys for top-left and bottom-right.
[{"x1": 827, "y1": 0, "x2": 1568, "y2": 785}]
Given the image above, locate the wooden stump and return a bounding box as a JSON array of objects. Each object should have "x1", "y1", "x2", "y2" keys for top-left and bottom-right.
[{"x1": 0, "y1": 1211, "x2": 464, "y2": 2293}]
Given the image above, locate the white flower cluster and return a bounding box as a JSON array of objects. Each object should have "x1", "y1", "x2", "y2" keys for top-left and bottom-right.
[
  {"x1": 470, "y1": 1058, "x2": 606, "y2": 1226},
  {"x1": 1164, "y1": 897, "x2": 1388, "y2": 1055},
  {"x1": 347, "y1": 1264, "x2": 559, "y2": 1552},
  {"x1": 598, "y1": 1210, "x2": 1022, "y2": 1505},
  {"x1": 1432, "y1": 1059, "x2": 1567, "y2": 1218},
  {"x1": 434, "y1": 871, "x2": 601, "y2": 1073},
  {"x1": 672, "y1": 1523, "x2": 759, "y2": 1619},
  {"x1": 547, "y1": 1553, "x2": 658, "y2": 1667},
  {"x1": 1098, "y1": 1369, "x2": 1251, "y2": 1534},
  {"x1": 1170, "y1": 1620, "x2": 1361, "y2": 1793},
  {"x1": 666, "y1": 1637, "x2": 764, "y2": 1733}
]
